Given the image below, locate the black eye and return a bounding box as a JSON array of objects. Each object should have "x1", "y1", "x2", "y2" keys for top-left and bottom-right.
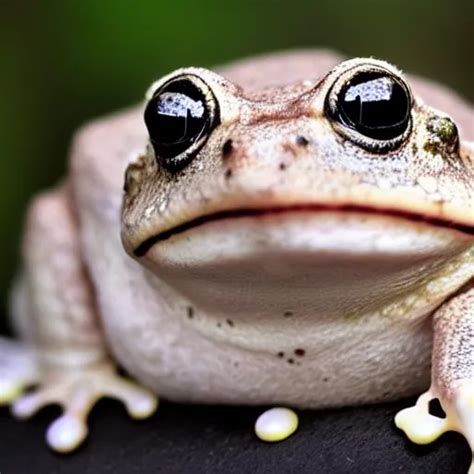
[
  {"x1": 144, "y1": 75, "x2": 219, "y2": 171},
  {"x1": 325, "y1": 66, "x2": 412, "y2": 152}
]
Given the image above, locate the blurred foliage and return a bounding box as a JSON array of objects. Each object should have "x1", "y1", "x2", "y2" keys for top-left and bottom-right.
[{"x1": 0, "y1": 0, "x2": 472, "y2": 327}]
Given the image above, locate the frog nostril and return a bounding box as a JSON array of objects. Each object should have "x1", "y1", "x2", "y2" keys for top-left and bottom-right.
[
  {"x1": 296, "y1": 135, "x2": 309, "y2": 147},
  {"x1": 222, "y1": 139, "x2": 234, "y2": 158}
]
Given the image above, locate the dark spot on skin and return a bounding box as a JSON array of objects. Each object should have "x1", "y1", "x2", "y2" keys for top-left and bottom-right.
[
  {"x1": 294, "y1": 349, "x2": 305, "y2": 357},
  {"x1": 217, "y1": 322, "x2": 222, "y2": 328},
  {"x1": 296, "y1": 135, "x2": 309, "y2": 147},
  {"x1": 233, "y1": 361, "x2": 239, "y2": 367},
  {"x1": 411, "y1": 143, "x2": 418, "y2": 155},
  {"x1": 186, "y1": 306, "x2": 194, "y2": 319},
  {"x1": 226, "y1": 319, "x2": 234, "y2": 327},
  {"x1": 277, "y1": 352, "x2": 285, "y2": 358},
  {"x1": 279, "y1": 162, "x2": 287, "y2": 170},
  {"x1": 423, "y1": 141, "x2": 440, "y2": 155},
  {"x1": 296, "y1": 361, "x2": 301, "y2": 366},
  {"x1": 224, "y1": 169, "x2": 233, "y2": 179},
  {"x1": 283, "y1": 311, "x2": 294, "y2": 318},
  {"x1": 287, "y1": 358, "x2": 295, "y2": 364},
  {"x1": 222, "y1": 139, "x2": 234, "y2": 157},
  {"x1": 323, "y1": 377, "x2": 329, "y2": 382}
]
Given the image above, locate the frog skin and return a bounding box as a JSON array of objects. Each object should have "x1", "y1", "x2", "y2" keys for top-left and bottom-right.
[{"x1": 0, "y1": 50, "x2": 472, "y2": 464}]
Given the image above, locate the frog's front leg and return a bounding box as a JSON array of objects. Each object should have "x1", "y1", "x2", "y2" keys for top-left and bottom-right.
[
  {"x1": 0, "y1": 187, "x2": 158, "y2": 452},
  {"x1": 395, "y1": 285, "x2": 473, "y2": 470}
]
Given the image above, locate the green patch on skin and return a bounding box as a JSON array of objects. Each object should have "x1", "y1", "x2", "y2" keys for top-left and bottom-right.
[
  {"x1": 432, "y1": 117, "x2": 457, "y2": 144},
  {"x1": 426, "y1": 117, "x2": 459, "y2": 154}
]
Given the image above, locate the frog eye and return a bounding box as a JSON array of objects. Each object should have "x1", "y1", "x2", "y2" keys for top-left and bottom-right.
[
  {"x1": 144, "y1": 75, "x2": 220, "y2": 172},
  {"x1": 325, "y1": 64, "x2": 412, "y2": 152}
]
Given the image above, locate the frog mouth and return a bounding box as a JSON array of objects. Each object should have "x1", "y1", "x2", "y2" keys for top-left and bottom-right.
[{"x1": 132, "y1": 204, "x2": 474, "y2": 257}]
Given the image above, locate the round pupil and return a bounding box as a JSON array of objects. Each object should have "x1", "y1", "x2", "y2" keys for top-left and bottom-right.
[
  {"x1": 338, "y1": 72, "x2": 410, "y2": 140},
  {"x1": 144, "y1": 79, "x2": 209, "y2": 160}
]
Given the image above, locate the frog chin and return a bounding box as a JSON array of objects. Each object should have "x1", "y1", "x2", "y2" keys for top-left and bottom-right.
[{"x1": 139, "y1": 211, "x2": 472, "y2": 315}]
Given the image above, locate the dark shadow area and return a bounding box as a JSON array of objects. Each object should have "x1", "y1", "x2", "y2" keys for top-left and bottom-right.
[{"x1": 0, "y1": 395, "x2": 470, "y2": 473}]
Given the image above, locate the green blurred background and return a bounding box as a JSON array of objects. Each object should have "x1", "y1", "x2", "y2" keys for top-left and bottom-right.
[{"x1": 0, "y1": 0, "x2": 472, "y2": 329}]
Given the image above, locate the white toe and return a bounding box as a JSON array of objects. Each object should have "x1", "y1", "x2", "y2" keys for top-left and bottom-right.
[{"x1": 46, "y1": 414, "x2": 88, "y2": 453}]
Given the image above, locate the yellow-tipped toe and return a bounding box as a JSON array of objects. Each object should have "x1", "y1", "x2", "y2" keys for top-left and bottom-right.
[{"x1": 255, "y1": 407, "x2": 299, "y2": 442}]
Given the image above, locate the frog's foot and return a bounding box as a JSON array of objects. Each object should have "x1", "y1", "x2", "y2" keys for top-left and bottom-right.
[
  {"x1": 11, "y1": 361, "x2": 158, "y2": 453},
  {"x1": 0, "y1": 337, "x2": 39, "y2": 405},
  {"x1": 396, "y1": 287, "x2": 474, "y2": 472},
  {"x1": 395, "y1": 390, "x2": 450, "y2": 445},
  {"x1": 395, "y1": 383, "x2": 473, "y2": 466}
]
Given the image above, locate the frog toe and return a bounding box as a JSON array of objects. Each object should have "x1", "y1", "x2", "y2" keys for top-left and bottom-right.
[
  {"x1": 106, "y1": 376, "x2": 159, "y2": 419},
  {"x1": 11, "y1": 389, "x2": 57, "y2": 418},
  {"x1": 46, "y1": 413, "x2": 89, "y2": 453}
]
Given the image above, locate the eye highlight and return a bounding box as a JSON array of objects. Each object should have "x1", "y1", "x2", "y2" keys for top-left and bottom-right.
[
  {"x1": 144, "y1": 75, "x2": 220, "y2": 172},
  {"x1": 325, "y1": 64, "x2": 412, "y2": 152}
]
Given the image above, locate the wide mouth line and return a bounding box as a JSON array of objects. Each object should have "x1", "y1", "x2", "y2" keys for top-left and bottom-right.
[{"x1": 133, "y1": 204, "x2": 473, "y2": 257}]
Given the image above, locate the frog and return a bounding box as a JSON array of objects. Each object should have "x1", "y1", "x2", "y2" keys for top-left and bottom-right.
[{"x1": 0, "y1": 50, "x2": 472, "y2": 468}]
